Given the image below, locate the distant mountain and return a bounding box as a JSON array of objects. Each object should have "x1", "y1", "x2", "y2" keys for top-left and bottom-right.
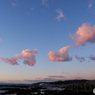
[
  {"x1": 0, "y1": 82, "x2": 31, "y2": 85},
  {"x1": 32, "y1": 79, "x2": 88, "y2": 85},
  {"x1": 0, "y1": 79, "x2": 95, "y2": 86}
]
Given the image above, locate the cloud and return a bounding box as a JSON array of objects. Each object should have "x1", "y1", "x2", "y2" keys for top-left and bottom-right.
[
  {"x1": 71, "y1": 76, "x2": 82, "y2": 80},
  {"x1": 61, "y1": 72, "x2": 69, "y2": 74},
  {"x1": 0, "y1": 39, "x2": 2, "y2": 42},
  {"x1": 67, "y1": 73, "x2": 83, "y2": 80},
  {"x1": 42, "y1": 0, "x2": 48, "y2": 6},
  {"x1": 30, "y1": 8, "x2": 35, "y2": 10},
  {"x1": 71, "y1": 23, "x2": 95, "y2": 47},
  {"x1": 48, "y1": 46, "x2": 72, "y2": 62},
  {"x1": 21, "y1": 49, "x2": 38, "y2": 66},
  {"x1": 0, "y1": 57, "x2": 18, "y2": 65},
  {"x1": 56, "y1": 9, "x2": 64, "y2": 21},
  {"x1": 88, "y1": 0, "x2": 94, "y2": 8},
  {"x1": 25, "y1": 74, "x2": 83, "y2": 83},
  {"x1": 25, "y1": 76, "x2": 66, "y2": 83},
  {"x1": 0, "y1": 49, "x2": 38, "y2": 66},
  {"x1": 4, "y1": 72, "x2": 90, "y2": 84},
  {"x1": 48, "y1": 76, "x2": 66, "y2": 80},
  {"x1": 75, "y1": 55, "x2": 85, "y2": 62},
  {"x1": 89, "y1": 55, "x2": 95, "y2": 60},
  {"x1": 89, "y1": 3, "x2": 92, "y2": 8},
  {"x1": 11, "y1": 2, "x2": 16, "y2": 7}
]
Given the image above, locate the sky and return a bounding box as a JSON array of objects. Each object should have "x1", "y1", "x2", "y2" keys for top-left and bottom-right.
[{"x1": 0, "y1": 0, "x2": 95, "y2": 83}]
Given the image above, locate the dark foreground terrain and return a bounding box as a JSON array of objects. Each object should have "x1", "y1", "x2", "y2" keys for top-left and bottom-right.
[{"x1": 0, "y1": 79, "x2": 95, "y2": 95}]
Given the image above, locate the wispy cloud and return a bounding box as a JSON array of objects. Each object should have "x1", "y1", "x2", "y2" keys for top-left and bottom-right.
[
  {"x1": 48, "y1": 46, "x2": 72, "y2": 62},
  {"x1": 56, "y1": 9, "x2": 64, "y2": 21},
  {"x1": 71, "y1": 23, "x2": 95, "y2": 47},
  {"x1": 24, "y1": 74, "x2": 84, "y2": 83},
  {"x1": 30, "y1": 8, "x2": 35, "y2": 11},
  {"x1": 42, "y1": 0, "x2": 48, "y2": 6},
  {"x1": 0, "y1": 49, "x2": 38, "y2": 66},
  {"x1": 88, "y1": 0, "x2": 94, "y2": 8},
  {"x1": 48, "y1": 75, "x2": 66, "y2": 80},
  {"x1": 0, "y1": 38, "x2": 2, "y2": 42},
  {"x1": 61, "y1": 72, "x2": 69, "y2": 74},
  {"x1": 89, "y1": 3, "x2": 92, "y2": 8},
  {"x1": 65, "y1": 73, "x2": 83, "y2": 80},
  {"x1": 75, "y1": 55, "x2": 85, "y2": 62},
  {"x1": 11, "y1": 2, "x2": 16, "y2": 7}
]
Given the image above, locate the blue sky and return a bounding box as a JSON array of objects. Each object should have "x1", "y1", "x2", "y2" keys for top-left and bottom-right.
[{"x1": 0, "y1": 0, "x2": 95, "y2": 83}]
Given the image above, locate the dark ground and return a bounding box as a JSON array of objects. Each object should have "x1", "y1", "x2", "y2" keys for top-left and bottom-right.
[{"x1": 0, "y1": 79, "x2": 95, "y2": 95}]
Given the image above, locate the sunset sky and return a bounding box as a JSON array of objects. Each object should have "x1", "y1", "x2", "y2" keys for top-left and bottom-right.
[{"x1": 0, "y1": 0, "x2": 95, "y2": 83}]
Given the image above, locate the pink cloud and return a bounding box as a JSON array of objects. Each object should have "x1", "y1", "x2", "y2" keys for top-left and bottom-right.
[
  {"x1": 48, "y1": 46, "x2": 72, "y2": 62},
  {"x1": 89, "y1": 3, "x2": 92, "y2": 8},
  {"x1": 56, "y1": 9, "x2": 64, "y2": 21},
  {"x1": 21, "y1": 49, "x2": 38, "y2": 66},
  {"x1": 0, "y1": 57, "x2": 18, "y2": 65},
  {"x1": 71, "y1": 23, "x2": 95, "y2": 47},
  {"x1": 11, "y1": 2, "x2": 16, "y2": 7},
  {"x1": 0, "y1": 49, "x2": 38, "y2": 66}
]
